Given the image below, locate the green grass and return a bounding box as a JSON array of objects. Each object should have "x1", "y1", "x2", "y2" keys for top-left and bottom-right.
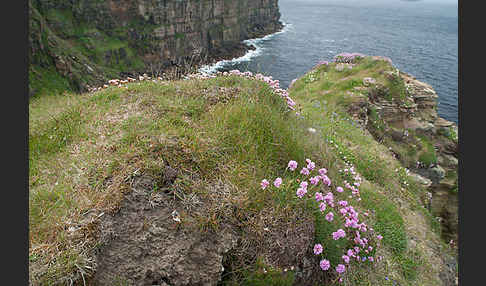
[
  {"x1": 359, "y1": 187, "x2": 407, "y2": 255},
  {"x1": 223, "y1": 258, "x2": 295, "y2": 286},
  {"x1": 417, "y1": 134, "x2": 437, "y2": 166}
]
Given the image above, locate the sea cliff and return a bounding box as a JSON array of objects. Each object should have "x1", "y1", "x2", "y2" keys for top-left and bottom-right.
[{"x1": 28, "y1": 0, "x2": 282, "y2": 97}]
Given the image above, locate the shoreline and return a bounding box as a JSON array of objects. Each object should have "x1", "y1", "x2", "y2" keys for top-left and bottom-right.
[{"x1": 199, "y1": 22, "x2": 289, "y2": 74}]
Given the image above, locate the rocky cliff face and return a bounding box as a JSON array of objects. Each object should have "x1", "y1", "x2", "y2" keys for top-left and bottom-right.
[
  {"x1": 348, "y1": 67, "x2": 458, "y2": 244},
  {"x1": 29, "y1": 0, "x2": 282, "y2": 95}
]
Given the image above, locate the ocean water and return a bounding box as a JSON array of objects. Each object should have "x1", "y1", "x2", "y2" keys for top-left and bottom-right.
[{"x1": 200, "y1": 0, "x2": 458, "y2": 124}]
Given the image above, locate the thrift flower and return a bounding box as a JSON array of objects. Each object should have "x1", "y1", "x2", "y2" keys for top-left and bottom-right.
[
  {"x1": 296, "y1": 187, "x2": 307, "y2": 198},
  {"x1": 342, "y1": 255, "x2": 350, "y2": 264},
  {"x1": 336, "y1": 186, "x2": 344, "y2": 193},
  {"x1": 306, "y1": 159, "x2": 316, "y2": 170},
  {"x1": 261, "y1": 179, "x2": 269, "y2": 190},
  {"x1": 315, "y1": 192, "x2": 324, "y2": 202},
  {"x1": 319, "y1": 202, "x2": 326, "y2": 212},
  {"x1": 318, "y1": 168, "x2": 327, "y2": 175},
  {"x1": 300, "y1": 181, "x2": 308, "y2": 189},
  {"x1": 314, "y1": 243, "x2": 323, "y2": 255},
  {"x1": 332, "y1": 229, "x2": 346, "y2": 240},
  {"x1": 273, "y1": 177, "x2": 282, "y2": 188},
  {"x1": 320, "y1": 259, "x2": 330, "y2": 271},
  {"x1": 300, "y1": 167, "x2": 310, "y2": 176},
  {"x1": 288, "y1": 160, "x2": 298, "y2": 171},
  {"x1": 310, "y1": 176, "x2": 320, "y2": 185},
  {"x1": 325, "y1": 212, "x2": 334, "y2": 222},
  {"x1": 321, "y1": 175, "x2": 331, "y2": 186},
  {"x1": 336, "y1": 264, "x2": 346, "y2": 274},
  {"x1": 338, "y1": 200, "x2": 348, "y2": 207}
]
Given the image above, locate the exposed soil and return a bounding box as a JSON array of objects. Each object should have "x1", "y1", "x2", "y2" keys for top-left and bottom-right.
[{"x1": 91, "y1": 172, "x2": 238, "y2": 286}]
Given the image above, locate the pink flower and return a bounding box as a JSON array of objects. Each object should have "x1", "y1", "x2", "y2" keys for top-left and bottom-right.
[
  {"x1": 310, "y1": 176, "x2": 320, "y2": 185},
  {"x1": 342, "y1": 255, "x2": 350, "y2": 264},
  {"x1": 338, "y1": 200, "x2": 348, "y2": 207},
  {"x1": 324, "y1": 192, "x2": 334, "y2": 204},
  {"x1": 319, "y1": 202, "x2": 326, "y2": 212},
  {"x1": 332, "y1": 229, "x2": 346, "y2": 240},
  {"x1": 300, "y1": 181, "x2": 308, "y2": 189},
  {"x1": 261, "y1": 179, "x2": 269, "y2": 190},
  {"x1": 325, "y1": 212, "x2": 334, "y2": 222},
  {"x1": 288, "y1": 160, "x2": 298, "y2": 171},
  {"x1": 377, "y1": 235, "x2": 383, "y2": 240},
  {"x1": 318, "y1": 168, "x2": 327, "y2": 175},
  {"x1": 300, "y1": 167, "x2": 310, "y2": 176},
  {"x1": 306, "y1": 159, "x2": 316, "y2": 170},
  {"x1": 321, "y1": 175, "x2": 331, "y2": 186},
  {"x1": 296, "y1": 187, "x2": 307, "y2": 198},
  {"x1": 336, "y1": 264, "x2": 346, "y2": 274},
  {"x1": 368, "y1": 256, "x2": 374, "y2": 262},
  {"x1": 320, "y1": 259, "x2": 330, "y2": 271},
  {"x1": 336, "y1": 186, "x2": 344, "y2": 193},
  {"x1": 339, "y1": 208, "x2": 348, "y2": 216},
  {"x1": 314, "y1": 243, "x2": 323, "y2": 255},
  {"x1": 273, "y1": 177, "x2": 282, "y2": 188},
  {"x1": 315, "y1": 192, "x2": 324, "y2": 202}
]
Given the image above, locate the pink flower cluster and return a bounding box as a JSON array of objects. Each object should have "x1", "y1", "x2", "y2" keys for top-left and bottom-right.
[
  {"x1": 340, "y1": 165, "x2": 363, "y2": 200},
  {"x1": 260, "y1": 158, "x2": 384, "y2": 279},
  {"x1": 332, "y1": 229, "x2": 346, "y2": 240}
]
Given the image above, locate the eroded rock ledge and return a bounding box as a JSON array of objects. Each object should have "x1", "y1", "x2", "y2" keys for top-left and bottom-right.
[{"x1": 349, "y1": 68, "x2": 458, "y2": 244}]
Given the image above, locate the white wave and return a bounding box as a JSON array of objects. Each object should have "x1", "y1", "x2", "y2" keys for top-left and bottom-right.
[{"x1": 199, "y1": 22, "x2": 292, "y2": 74}]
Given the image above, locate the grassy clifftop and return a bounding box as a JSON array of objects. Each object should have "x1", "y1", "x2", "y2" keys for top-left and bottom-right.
[{"x1": 29, "y1": 56, "x2": 457, "y2": 285}]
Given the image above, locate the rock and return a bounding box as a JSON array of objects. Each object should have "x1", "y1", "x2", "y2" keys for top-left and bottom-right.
[
  {"x1": 435, "y1": 117, "x2": 454, "y2": 128},
  {"x1": 416, "y1": 122, "x2": 435, "y2": 133},
  {"x1": 429, "y1": 165, "x2": 446, "y2": 184},
  {"x1": 409, "y1": 172, "x2": 433, "y2": 188},
  {"x1": 438, "y1": 154, "x2": 458, "y2": 167}
]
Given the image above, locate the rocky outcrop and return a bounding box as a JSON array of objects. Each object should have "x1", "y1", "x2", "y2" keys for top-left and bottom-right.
[
  {"x1": 29, "y1": 0, "x2": 282, "y2": 94},
  {"x1": 348, "y1": 65, "x2": 458, "y2": 243},
  {"x1": 392, "y1": 73, "x2": 458, "y2": 245}
]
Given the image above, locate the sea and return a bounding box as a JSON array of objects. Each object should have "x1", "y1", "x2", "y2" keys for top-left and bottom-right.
[{"x1": 200, "y1": 0, "x2": 458, "y2": 124}]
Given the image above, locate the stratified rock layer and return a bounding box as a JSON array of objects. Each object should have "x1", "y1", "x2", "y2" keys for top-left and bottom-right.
[{"x1": 29, "y1": 0, "x2": 282, "y2": 93}]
